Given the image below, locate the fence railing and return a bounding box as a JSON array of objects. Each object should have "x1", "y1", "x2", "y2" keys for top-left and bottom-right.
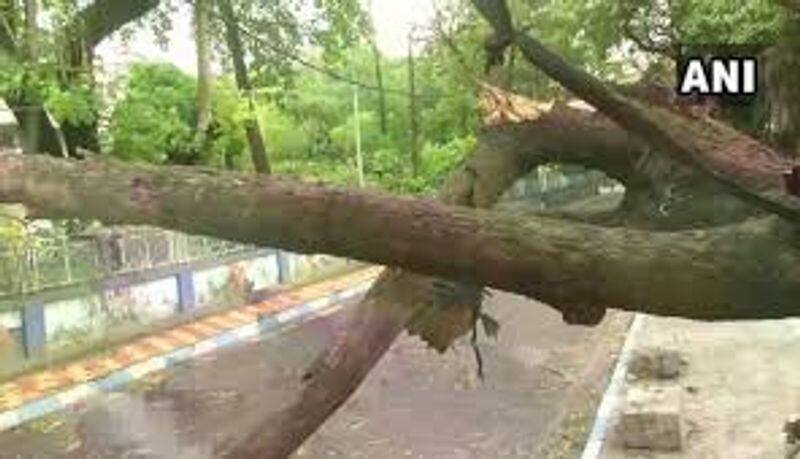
[{"x1": 0, "y1": 228, "x2": 258, "y2": 299}]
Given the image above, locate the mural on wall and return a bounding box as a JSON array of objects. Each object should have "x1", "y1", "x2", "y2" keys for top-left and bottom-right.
[{"x1": 0, "y1": 249, "x2": 353, "y2": 377}]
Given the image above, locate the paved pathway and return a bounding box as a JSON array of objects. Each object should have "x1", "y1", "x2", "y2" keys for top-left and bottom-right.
[
  {"x1": 0, "y1": 268, "x2": 380, "y2": 432},
  {"x1": 0, "y1": 289, "x2": 632, "y2": 458},
  {"x1": 600, "y1": 315, "x2": 800, "y2": 458}
]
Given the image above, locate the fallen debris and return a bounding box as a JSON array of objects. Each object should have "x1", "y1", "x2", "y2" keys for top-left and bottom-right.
[
  {"x1": 627, "y1": 347, "x2": 685, "y2": 380},
  {"x1": 619, "y1": 384, "x2": 684, "y2": 451}
]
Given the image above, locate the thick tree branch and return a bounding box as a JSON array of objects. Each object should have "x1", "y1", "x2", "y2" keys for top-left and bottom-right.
[
  {"x1": 1, "y1": 151, "x2": 798, "y2": 321},
  {"x1": 470, "y1": 0, "x2": 800, "y2": 223},
  {"x1": 200, "y1": 105, "x2": 795, "y2": 457},
  {"x1": 222, "y1": 105, "x2": 599, "y2": 458},
  {"x1": 74, "y1": 0, "x2": 160, "y2": 48}
]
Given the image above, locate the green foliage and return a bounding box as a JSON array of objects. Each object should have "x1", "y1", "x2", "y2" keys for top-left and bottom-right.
[
  {"x1": 671, "y1": 0, "x2": 785, "y2": 44},
  {"x1": 256, "y1": 100, "x2": 314, "y2": 160},
  {"x1": 26, "y1": 0, "x2": 789, "y2": 200},
  {"x1": 206, "y1": 77, "x2": 249, "y2": 169},
  {"x1": 108, "y1": 63, "x2": 198, "y2": 164},
  {"x1": 45, "y1": 84, "x2": 97, "y2": 126}
]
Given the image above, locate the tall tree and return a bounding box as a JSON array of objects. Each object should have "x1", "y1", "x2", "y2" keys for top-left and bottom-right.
[
  {"x1": 365, "y1": 0, "x2": 386, "y2": 135},
  {"x1": 217, "y1": 0, "x2": 271, "y2": 174},
  {"x1": 370, "y1": 40, "x2": 387, "y2": 135},
  {"x1": 194, "y1": 0, "x2": 213, "y2": 138},
  {"x1": 407, "y1": 27, "x2": 420, "y2": 177},
  {"x1": 22, "y1": 0, "x2": 35, "y2": 58}
]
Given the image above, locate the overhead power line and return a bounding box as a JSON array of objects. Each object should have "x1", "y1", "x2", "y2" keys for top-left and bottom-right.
[
  {"x1": 3, "y1": 1, "x2": 480, "y2": 110},
  {"x1": 187, "y1": 0, "x2": 470, "y2": 101}
]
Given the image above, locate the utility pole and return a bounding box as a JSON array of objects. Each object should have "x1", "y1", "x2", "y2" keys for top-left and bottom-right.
[
  {"x1": 407, "y1": 27, "x2": 420, "y2": 178},
  {"x1": 218, "y1": 0, "x2": 271, "y2": 174}
]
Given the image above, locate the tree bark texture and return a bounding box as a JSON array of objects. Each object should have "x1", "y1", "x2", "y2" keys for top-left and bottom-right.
[
  {"x1": 72, "y1": 0, "x2": 160, "y2": 49},
  {"x1": 217, "y1": 0, "x2": 271, "y2": 174},
  {"x1": 217, "y1": 104, "x2": 795, "y2": 459},
  {"x1": 220, "y1": 99, "x2": 578, "y2": 459},
  {"x1": 0, "y1": 150, "x2": 798, "y2": 321}
]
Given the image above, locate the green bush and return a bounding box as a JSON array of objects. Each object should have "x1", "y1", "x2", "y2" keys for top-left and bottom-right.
[{"x1": 108, "y1": 63, "x2": 198, "y2": 164}]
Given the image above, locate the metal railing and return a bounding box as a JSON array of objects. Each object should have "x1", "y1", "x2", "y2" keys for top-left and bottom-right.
[{"x1": 0, "y1": 228, "x2": 258, "y2": 298}]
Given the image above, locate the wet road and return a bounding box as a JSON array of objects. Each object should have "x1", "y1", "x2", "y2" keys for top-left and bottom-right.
[{"x1": 0, "y1": 292, "x2": 631, "y2": 458}]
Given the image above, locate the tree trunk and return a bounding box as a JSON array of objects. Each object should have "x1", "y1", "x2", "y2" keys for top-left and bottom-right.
[
  {"x1": 408, "y1": 33, "x2": 420, "y2": 177},
  {"x1": 9, "y1": 102, "x2": 67, "y2": 157},
  {"x1": 218, "y1": 102, "x2": 600, "y2": 458},
  {"x1": 217, "y1": 0, "x2": 271, "y2": 174},
  {"x1": 194, "y1": 0, "x2": 213, "y2": 136},
  {"x1": 3, "y1": 0, "x2": 162, "y2": 156},
  {"x1": 217, "y1": 104, "x2": 785, "y2": 458},
  {"x1": 60, "y1": 0, "x2": 160, "y2": 155},
  {"x1": 764, "y1": 38, "x2": 800, "y2": 156},
  {"x1": 0, "y1": 2, "x2": 16, "y2": 56},
  {"x1": 371, "y1": 40, "x2": 388, "y2": 135},
  {"x1": 23, "y1": 0, "x2": 37, "y2": 59},
  {"x1": 219, "y1": 272, "x2": 434, "y2": 458},
  {"x1": 1, "y1": 151, "x2": 799, "y2": 321}
]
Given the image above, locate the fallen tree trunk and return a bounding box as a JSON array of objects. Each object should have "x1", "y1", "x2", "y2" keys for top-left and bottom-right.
[
  {"x1": 1, "y1": 151, "x2": 799, "y2": 321},
  {"x1": 145, "y1": 2, "x2": 800, "y2": 455},
  {"x1": 1, "y1": 103, "x2": 797, "y2": 456},
  {"x1": 219, "y1": 102, "x2": 541, "y2": 457},
  {"x1": 219, "y1": 271, "x2": 439, "y2": 458},
  {"x1": 219, "y1": 103, "x2": 797, "y2": 457}
]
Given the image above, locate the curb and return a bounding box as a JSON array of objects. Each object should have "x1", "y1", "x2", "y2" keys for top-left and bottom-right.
[
  {"x1": 580, "y1": 313, "x2": 643, "y2": 459},
  {"x1": 0, "y1": 267, "x2": 381, "y2": 432}
]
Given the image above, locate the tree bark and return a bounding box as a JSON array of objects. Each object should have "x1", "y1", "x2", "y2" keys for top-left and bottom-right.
[
  {"x1": 23, "y1": 0, "x2": 37, "y2": 59},
  {"x1": 408, "y1": 35, "x2": 420, "y2": 177},
  {"x1": 219, "y1": 101, "x2": 541, "y2": 457},
  {"x1": 219, "y1": 272, "x2": 435, "y2": 458},
  {"x1": 72, "y1": 0, "x2": 160, "y2": 49},
  {"x1": 0, "y1": 151, "x2": 798, "y2": 321},
  {"x1": 8, "y1": 101, "x2": 67, "y2": 157},
  {"x1": 371, "y1": 40, "x2": 388, "y2": 135},
  {"x1": 764, "y1": 38, "x2": 800, "y2": 156},
  {"x1": 221, "y1": 105, "x2": 786, "y2": 458},
  {"x1": 217, "y1": 0, "x2": 271, "y2": 174},
  {"x1": 194, "y1": 0, "x2": 213, "y2": 136}
]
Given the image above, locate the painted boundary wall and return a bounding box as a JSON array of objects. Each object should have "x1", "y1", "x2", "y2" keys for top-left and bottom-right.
[
  {"x1": 0, "y1": 250, "x2": 357, "y2": 370},
  {"x1": 0, "y1": 267, "x2": 381, "y2": 432}
]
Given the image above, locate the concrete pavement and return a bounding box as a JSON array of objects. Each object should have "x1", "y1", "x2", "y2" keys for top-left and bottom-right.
[{"x1": 0, "y1": 291, "x2": 632, "y2": 458}]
